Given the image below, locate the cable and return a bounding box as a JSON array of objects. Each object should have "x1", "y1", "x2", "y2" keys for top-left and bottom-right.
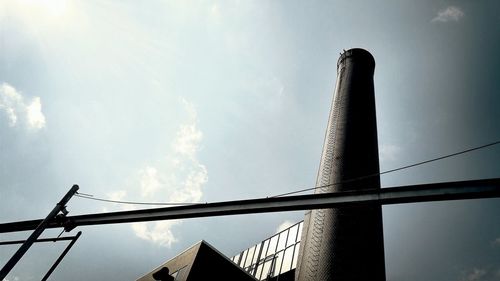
[
  {"x1": 74, "y1": 139, "x2": 500, "y2": 205},
  {"x1": 74, "y1": 193, "x2": 200, "y2": 206},
  {"x1": 271, "y1": 139, "x2": 500, "y2": 197}
]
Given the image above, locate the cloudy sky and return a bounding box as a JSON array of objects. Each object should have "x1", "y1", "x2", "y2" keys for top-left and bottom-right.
[{"x1": 1, "y1": 1, "x2": 500, "y2": 280}]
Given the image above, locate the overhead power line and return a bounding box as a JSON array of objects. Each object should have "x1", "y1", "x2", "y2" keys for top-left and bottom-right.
[
  {"x1": 272, "y1": 139, "x2": 500, "y2": 197},
  {"x1": 74, "y1": 139, "x2": 500, "y2": 206},
  {"x1": 74, "y1": 193, "x2": 199, "y2": 206}
]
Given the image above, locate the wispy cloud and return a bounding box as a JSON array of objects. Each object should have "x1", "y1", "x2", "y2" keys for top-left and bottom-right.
[
  {"x1": 0, "y1": 83, "x2": 46, "y2": 130},
  {"x1": 172, "y1": 99, "x2": 203, "y2": 160},
  {"x1": 108, "y1": 98, "x2": 207, "y2": 247},
  {"x1": 26, "y1": 97, "x2": 46, "y2": 129},
  {"x1": 139, "y1": 166, "x2": 161, "y2": 198},
  {"x1": 132, "y1": 220, "x2": 179, "y2": 246},
  {"x1": 107, "y1": 190, "x2": 127, "y2": 201},
  {"x1": 432, "y1": 6, "x2": 464, "y2": 23},
  {"x1": 276, "y1": 220, "x2": 294, "y2": 233}
]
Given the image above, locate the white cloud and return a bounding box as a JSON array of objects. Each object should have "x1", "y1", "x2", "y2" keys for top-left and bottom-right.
[
  {"x1": 108, "y1": 99, "x2": 207, "y2": 247},
  {"x1": 132, "y1": 221, "x2": 179, "y2": 247},
  {"x1": 139, "y1": 166, "x2": 161, "y2": 197},
  {"x1": 107, "y1": 190, "x2": 127, "y2": 201},
  {"x1": 276, "y1": 220, "x2": 294, "y2": 233},
  {"x1": 0, "y1": 83, "x2": 23, "y2": 127},
  {"x1": 170, "y1": 164, "x2": 207, "y2": 203},
  {"x1": 0, "y1": 82, "x2": 46, "y2": 130},
  {"x1": 26, "y1": 97, "x2": 46, "y2": 129},
  {"x1": 432, "y1": 6, "x2": 464, "y2": 23},
  {"x1": 379, "y1": 144, "x2": 401, "y2": 163},
  {"x1": 172, "y1": 123, "x2": 203, "y2": 158},
  {"x1": 5, "y1": 107, "x2": 17, "y2": 127},
  {"x1": 172, "y1": 99, "x2": 203, "y2": 159}
]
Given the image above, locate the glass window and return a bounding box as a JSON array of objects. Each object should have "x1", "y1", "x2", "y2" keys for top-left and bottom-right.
[
  {"x1": 267, "y1": 235, "x2": 278, "y2": 256},
  {"x1": 287, "y1": 224, "x2": 298, "y2": 247},
  {"x1": 233, "y1": 253, "x2": 240, "y2": 264},
  {"x1": 261, "y1": 259, "x2": 273, "y2": 280},
  {"x1": 281, "y1": 246, "x2": 294, "y2": 273},
  {"x1": 245, "y1": 245, "x2": 256, "y2": 267},
  {"x1": 261, "y1": 239, "x2": 270, "y2": 260},
  {"x1": 230, "y1": 220, "x2": 305, "y2": 275},
  {"x1": 292, "y1": 243, "x2": 300, "y2": 269},
  {"x1": 248, "y1": 263, "x2": 257, "y2": 275},
  {"x1": 252, "y1": 243, "x2": 262, "y2": 265},
  {"x1": 276, "y1": 231, "x2": 287, "y2": 252},
  {"x1": 272, "y1": 251, "x2": 284, "y2": 276},
  {"x1": 240, "y1": 250, "x2": 248, "y2": 267},
  {"x1": 255, "y1": 262, "x2": 264, "y2": 280}
]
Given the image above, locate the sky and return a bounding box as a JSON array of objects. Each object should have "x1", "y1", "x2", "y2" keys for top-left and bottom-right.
[{"x1": 1, "y1": 1, "x2": 500, "y2": 280}]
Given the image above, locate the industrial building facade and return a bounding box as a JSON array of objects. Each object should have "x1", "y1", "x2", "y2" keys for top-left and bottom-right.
[{"x1": 137, "y1": 221, "x2": 304, "y2": 281}]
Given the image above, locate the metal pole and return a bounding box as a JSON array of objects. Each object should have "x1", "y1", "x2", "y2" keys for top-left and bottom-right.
[
  {"x1": 41, "y1": 231, "x2": 82, "y2": 281},
  {"x1": 0, "y1": 236, "x2": 76, "y2": 246},
  {"x1": 0, "y1": 185, "x2": 79, "y2": 280}
]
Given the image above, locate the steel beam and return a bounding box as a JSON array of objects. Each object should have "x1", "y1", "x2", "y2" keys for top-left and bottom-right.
[
  {"x1": 0, "y1": 236, "x2": 76, "y2": 246},
  {"x1": 0, "y1": 179, "x2": 499, "y2": 234}
]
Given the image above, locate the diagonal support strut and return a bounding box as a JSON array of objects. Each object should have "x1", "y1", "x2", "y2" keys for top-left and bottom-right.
[{"x1": 0, "y1": 185, "x2": 79, "y2": 280}]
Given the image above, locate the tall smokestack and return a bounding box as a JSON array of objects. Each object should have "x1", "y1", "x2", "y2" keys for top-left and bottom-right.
[{"x1": 295, "y1": 48, "x2": 386, "y2": 281}]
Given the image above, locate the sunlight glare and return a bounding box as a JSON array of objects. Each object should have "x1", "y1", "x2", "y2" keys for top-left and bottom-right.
[
  {"x1": 8, "y1": 0, "x2": 74, "y2": 25},
  {"x1": 17, "y1": 0, "x2": 69, "y2": 18}
]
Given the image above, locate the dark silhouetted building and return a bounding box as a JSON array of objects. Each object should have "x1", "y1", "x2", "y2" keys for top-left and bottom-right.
[
  {"x1": 295, "y1": 48, "x2": 385, "y2": 281},
  {"x1": 136, "y1": 240, "x2": 257, "y2": 281}
]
